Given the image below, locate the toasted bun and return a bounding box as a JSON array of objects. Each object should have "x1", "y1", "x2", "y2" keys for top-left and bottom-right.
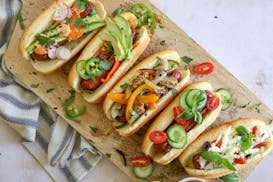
[
  {"x1": 19, "y1": 0, "x2": 107, "y2": 74},
  {"x1": 103, "y1": 50, "x2": 191, "y2": 137},
  {"x1": 179, "y1": 118, "x2": 273, "y2": 178},
  {"x1": 141, "y1": 82, "x2": 222, "y2": 165},
  {"x1": 68, "y1": 12, "x2": 150, "y2": 103}
]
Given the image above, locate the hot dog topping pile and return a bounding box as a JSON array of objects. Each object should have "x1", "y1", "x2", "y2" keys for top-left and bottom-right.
[
  {"x1": 192, "y1": 124, "x2": 270, "y2": 171},
  {"x1": 26, "y1": 1, "x2": 105, "y2": 61}
]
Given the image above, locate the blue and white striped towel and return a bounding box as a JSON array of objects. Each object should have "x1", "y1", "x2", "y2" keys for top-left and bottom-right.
[{"x1": 0, "y1": 0, "x2": 102, "y2": 181}]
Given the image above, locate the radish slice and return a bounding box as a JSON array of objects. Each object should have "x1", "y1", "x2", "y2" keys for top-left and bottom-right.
[
  {"x1": 55, "y1": 46, "x2": 71, "y2": 60},
  {"x1": 53, "y1": 2, "x2": 69, "y2": 21},
  {"x1": 48, "y1": 46, "x2": 57, "y2": 59}
]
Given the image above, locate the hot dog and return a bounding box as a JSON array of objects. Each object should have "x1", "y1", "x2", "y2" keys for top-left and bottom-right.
[
  {"x1": 179, "y1": 118, "x2": 273, "y2": 179},
  {"x1": 103, "y1": 50, "x2": 191, "y2": 137},
  {"x1": 141, "y1": 82, "x2": 222, "y2": 165},
  {"x1": 19, "y1": 0, "x2": 107, "y2": 74},
  {"x1": 68, "y1": 12, "x2": 150, "y2": 103}
]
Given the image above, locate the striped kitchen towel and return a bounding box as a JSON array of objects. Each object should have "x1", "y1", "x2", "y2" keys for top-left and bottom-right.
[{"x1": 0, "y1": 0, "x2": 102, "y2": 182}]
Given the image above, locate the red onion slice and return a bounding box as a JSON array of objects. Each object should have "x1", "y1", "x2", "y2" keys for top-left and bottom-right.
[{"x1": 55, "y1": 46, "x2": 71, "y2": 60}]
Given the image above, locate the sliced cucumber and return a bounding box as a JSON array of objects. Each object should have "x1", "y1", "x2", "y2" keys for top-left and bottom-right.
[
  {"x1": 167, "y1": 124, "x2": 187, "y2": 143},
  {"x1": 133, "y1": 164, "x2": 153, "y2": 180},
  {"x1": 179, "y1": 90, "x2": 191, "y2": 110},
  {"x1": 168, "y1": 138, "x2": 187, "y2": 149},
  {"x1": 186, "y1": 89, "x2": 207, "y2": 110},
  {"x1": 113, "y1": 121, "x2": 127, "y2": 129},
  {"x1": 216, "y1": 88, "x2": 233, "y2": 110}
]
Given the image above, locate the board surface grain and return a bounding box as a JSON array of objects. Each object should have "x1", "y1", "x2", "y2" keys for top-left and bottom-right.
[{"x1": 5, "y1": 0, "x2": 273, "y2": 181}]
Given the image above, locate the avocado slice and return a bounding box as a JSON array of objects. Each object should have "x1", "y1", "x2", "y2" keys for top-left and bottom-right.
[
  {"x1": 83, "y1": 21, "x2": 106, "y2": 33},
  {"x1": 115, "y1": 15, "x2": 133, "y2": 59},
  {"x1": 82, "y1": 14, "x2": 102, "y2": 24},
  {"x1": 105, "y1": 18, "x2": 128, "y2": 57},
  {"x1": 99, "y1": 31, "x2": 125, "y2": 60}
]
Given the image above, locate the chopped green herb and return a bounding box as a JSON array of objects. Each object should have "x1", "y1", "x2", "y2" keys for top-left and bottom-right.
[
  {"x1": 181, "y1": 56, "x2": 193, "y2": 64},
  {"x1": 220, "y1": 172, "x2": 239, "y2": 182},
  {"x1": 36, "y1": 34, "x2": 55, "y2": 48},
  {"x1": 17, "y1": 13, "x2": 25, "y2": 29},
  {"x1": 159, "y1": 24, "x2": 165, "y2": 29},
  {"x1": 73, "y1": 18, "x2": 86, "y2": 27},
  {"x1": 46, "y1": 88, "x2": 55, "y2": 93},
  {"x1": 241, "y1": 101, "x2": 251, "y2": 108},
  {"x1": 106, "y1": 153, "x2": 111, "y2": 158},
  {"x1": 89, "y1": 126, "x2": 98, "y2": 133},
  {"x1": 112, "y1": 7, "x2": 127, "y2": 17},
  {"x1": 255, "y1": 103, "x2": 262, "y2": 113},
  {"x1": 65, "y1": 17, "x2": 70, "y2": 25},
  {"x1": 160, "y1": 40, "x2": 166, "y2": 46},
  {"x1": 171, "y1": 88, "x2": 177, "y2": 97},
  {"x1": 31, "y1": 83, "x2": 39, "y2": 88},
  {"x1": 76, "y1": 0, "x2": 89, "y2": 10},
  {"x1": 120, "y1": 83, "x2": 129, "y2": 89}
]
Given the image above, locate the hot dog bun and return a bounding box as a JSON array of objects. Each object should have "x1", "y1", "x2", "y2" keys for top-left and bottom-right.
[
  {"x1": 19, "y1": 0, "x2": 106, "y2": 74},
  {"x1": 141, "y1": 82, "x2": 222, "y2": 165},
  {"x1": 179, "y1": 118, "x2": 273, "y2": 179},
  {"x1": 103, "y1": 50, "x2": 191, "y2": 137},
  {"x1": 68, "y1": 12, "x2": 150, "y2": 103}
]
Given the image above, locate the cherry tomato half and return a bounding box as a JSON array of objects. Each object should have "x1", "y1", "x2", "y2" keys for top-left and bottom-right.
[
  {"x1": 234, "y1": 157, "x2": 246, "y2": 164},
  {"x1": 173, "y1": 106, "x2": 186, "y2": 124},
  {"x1": 206, "y1": 95, "x2": 220, "y2": 111},
  {"x1": 194, "y1": 62, "x2": 214, "y2": 75},
  {"x1": 131, "y1": 156, "x2": 151, "y2": 167},
  {"x1": 149, "y1": 130, "x2": 167, "y2": 144},
  {"x1": 252, "y1": 125, "x2": 262, "y2": 139},
  {"x1": 192, "y1": 154, "x2": 201, "y2": 169},
  {"x1": 215, "y1": 139, "x2": 222, "y2": 148}
]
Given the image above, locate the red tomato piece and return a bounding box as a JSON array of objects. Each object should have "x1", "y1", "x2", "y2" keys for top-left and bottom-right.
[
  {"x1": 173, "y1": 106, "x2": 186, "y2": 124},
  {"x1": 206, "y1": 95, "x2": 220, "y2": 111},
  {"x1": 252, "y1": 125, "x2": 262, "y2": 139},
  {"x1": 192, "y1": 154, "x2": 201, "y2": 169},
  {"x1": 215, "y1": 139, "x2": 222, "y2": 148},
  {"x1": 194, "y1": 62, "x2": 214, "y2": 75},
  {"x1": 172, "y1": 69, "x2": 181, "y2": 81},
  {"x1": 234, "y1": 157, "x2": 246, "y2": 164},
  {"x1": 131, "y1": 156, "x2": 151, "y2": 167},
  {"x1": 80, "y1": 2, "x2": 94, "y2": 18},
  {"x1": 149, "y1": 130, "x2": 167, "y2": 144}
]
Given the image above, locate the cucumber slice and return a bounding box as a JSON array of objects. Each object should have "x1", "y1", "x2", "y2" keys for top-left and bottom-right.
[
  {"x1": 216, "y1": 88, "x2": 233, "y2": 110},
  {"x1": 168, "y1": 138, "x2": 187, "y2": 149},
  {"x1": 186, "y1": 89, "x2": 207, "y2": 110},
  {"x1": 113, "y1": 121, "x2": 126, "y2": 129},
  {"x1": 167, "y1": 124, "x2": 187, "y2": 143},
  {"x1": 133, "y1": 164, "x2": 153, "y2": 180},
  {"x1": 179, "y1": 90, "x2": 191, "y2": 110}
]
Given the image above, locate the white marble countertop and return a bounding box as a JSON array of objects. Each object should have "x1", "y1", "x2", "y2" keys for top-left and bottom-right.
[{"x1": 1, "y1": 0, "x2": 273, "y2": 181}]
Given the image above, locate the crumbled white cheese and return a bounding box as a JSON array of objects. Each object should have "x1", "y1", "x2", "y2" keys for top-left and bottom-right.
[
  {"x1": 198, "y1": 156, "x2": 208, "y2": 169},
  {"x1": 221, "y1": 126, "x2": 231, "y2": 150}
]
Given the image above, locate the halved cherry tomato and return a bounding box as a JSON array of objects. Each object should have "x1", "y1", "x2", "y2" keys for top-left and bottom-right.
[
  {"x1": 234, "y1": 157, "x2": 246, "y2": 164},
  {"x1": 206, "y1": 95, "x2": 220, "y2": 111},
  {"x1": 149, "y1": 130, "x2": 167, "y2": 144},
  {"x1": 131, "y1": 156, "x2": 151, "y2": 167},
  {"x1": 254, "y1": 139, "x2": 268, "y2": 149},
  {"x1": 68, "y1": 10, "x2": 84, "y2": 41},
  {"x1": 252, "y1": 125, "x2": 262, "y2": 138},
  {"x1": 173, "y1": 106, "x2": 186, "y2": 124},
  {"x1": 194, "y1": 62, "x2": 214, "y2": 75},
  {"x1": 215, "y1": 139, "x2": 222, "y2": 148},
  {"x1": 192, "y1": 154, "x2": 201, "y2": 169}
]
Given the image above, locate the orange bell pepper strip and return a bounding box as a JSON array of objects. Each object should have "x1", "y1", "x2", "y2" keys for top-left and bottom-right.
[
  {"x1": 108, "y1": 93, "x2": 128, "y2": 104},
  {"x1": 125, "y1": 84, "x2": 153, "y2": 125},
  {"x1": 148, "y1": 102, "x2": 157, "y2": 110},
  {"x1": 101, "y1": 61, "x2": 121, "y2": 83},
  {"x1": 137, "y1": 94, "x2": 159, "y2": 104},
  {"x1": 67, "y1": 9, "x2": 84, "y2": 41}
]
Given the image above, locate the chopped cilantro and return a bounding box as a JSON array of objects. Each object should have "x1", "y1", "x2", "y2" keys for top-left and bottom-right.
[
  {"x1": 76, "y1": 0, "x2": 89, "y2": 10},
  {"x1": 120, "y1": 83, "x2": 129, "y2": 89},
  {"x1": 160, "y1": 40, "x2": 166, "y2": 46},
  {"x1": 99, "y1": 60, "x2": 112, "y2": 70},
  {"x1": 17, "y1": 13, "x2": 25, "y2": 29},
  {"x1": 46, "y1": 88, "x2": 55, "y2": 93},
  {"x1": 112, "y1": 8, "x2": 126, "y2": 17},
  {"x1": 89, "y1": 126, "x2": 98, "y2": 133},
  {"x1": 171, "y1": 88, "x2": 177, "y2": 97},
  {"x1": 241, "y1": 101, "x2": 251, "y2": 108},
  {"x1": 35, "y1": 34, "x2": 55, "y2": 48},
  {"x1": 106, "y1": 153, "x2": 111, "y2": 158},
  {"x1": 65, "y1": 17, "x2": 70, "y2": 25},
  {"x1": 31, "y1": 83, "x2": 39, "y2": 88},
  {"x1": 181, "y1": 56, "x2": 193, "y2": 64}
]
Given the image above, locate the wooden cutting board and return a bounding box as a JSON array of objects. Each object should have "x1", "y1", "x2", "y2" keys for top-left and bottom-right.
[{"x1": 5, "y1": 0, "x2": 273, "y2": 181}]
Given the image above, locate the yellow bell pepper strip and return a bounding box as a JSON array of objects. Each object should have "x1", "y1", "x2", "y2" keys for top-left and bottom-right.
[
  {"x1": 108, "y1": 93, "x2": 128, "y2": 104},
  {"x1": 126, "y1": 84, "x2": 153, "y2": 125},
  {"x1": 137, "y1": 94, "x2": 159, "y2": 104},
  {"x1": 101, "y1": 61, "x2": 121, "y2": 83}
]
